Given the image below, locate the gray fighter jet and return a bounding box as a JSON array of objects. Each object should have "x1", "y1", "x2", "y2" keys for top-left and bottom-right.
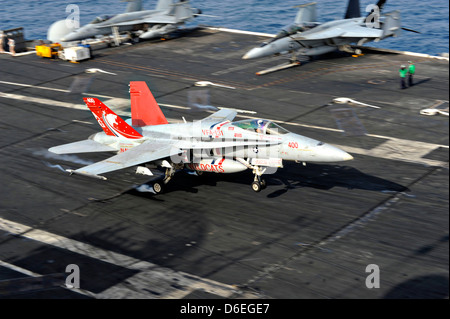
[
  {"x1": 61, "y1": 0, "x2": 202, "y2": 42},
  {"x1": 49, "y1": 82, "x2": 353, "y2": 193},
  {"x1": 243, "y1": 0, "x2": 417, "y2": 62}
]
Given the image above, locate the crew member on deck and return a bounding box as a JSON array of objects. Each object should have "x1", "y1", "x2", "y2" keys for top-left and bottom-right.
[
  {"x1": 399, "y1": 65, "x2": 407, "y2": 89},
  {"x1": 408, "y1": 61, "x2": 416, "y2": 86}
]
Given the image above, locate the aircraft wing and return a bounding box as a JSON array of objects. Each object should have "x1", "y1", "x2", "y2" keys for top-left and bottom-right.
[
  {"x1": 340, "y1": 25, "x2": 383, "y2": 38},
  {"x1": 72, "y1": 141, "x2": 180, "y2": 178},
  {"x1": 103, "y1": 15, "x2": 176, "y2": 27},
  {"x1": 201, "y1": 109, "x2": 238, "y2": 123},
  {"x1": 293, "y1": 26, "x2": 382, "y2": 41},
  {"x1": 49, "y1": 139, "x2": 116, "y2": 154},
  {"x1": 293, "y1": 28, "x2": 345, "y2": 40}
]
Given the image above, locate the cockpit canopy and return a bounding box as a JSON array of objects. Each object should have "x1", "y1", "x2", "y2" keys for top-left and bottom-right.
[
  {"x1": 232, "y1": 119, "x2": 290, "y2": 135},
  {"x1": 90, "y1": 15, "x2": 113, "y2": 24}
]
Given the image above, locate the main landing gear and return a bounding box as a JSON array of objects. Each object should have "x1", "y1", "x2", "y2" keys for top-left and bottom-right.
[
  {"x1": 152, "y1": 161, "x2": 179, "y2": 194},
  {"x1": 251, "y1": 166, "x2": 267, "y2": 193}
]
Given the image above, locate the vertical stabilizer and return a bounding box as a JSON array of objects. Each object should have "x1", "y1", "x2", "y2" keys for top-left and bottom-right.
[
  {"x1": 129, "y1": 82, "x2": 169, "y2": 127},
  {"x1": 376, "y1": 0, "x2": 387, "y2": 12},
  {"x1": 294, "y1": 2, "x2": 317, "y2": 24},
  {"x1": 124, "y1": 0, "x2": 143, "y2": 13},
  {"x1": 156, "y1": 0, "x2": 174, "y2": 11},
  {"x1": 381, "y1": 10, "x2": 401, "y2": 39},
  {"x1": 344, "y1": 0, "x2": 361, "y2": 19},
  {"x1": 174, "y1": 1, "x2": 194, "y2": 20}
]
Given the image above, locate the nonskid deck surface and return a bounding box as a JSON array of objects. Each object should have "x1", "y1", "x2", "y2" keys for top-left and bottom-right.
[{"x1": 0, "y1": 27, "x2": 448, "y2": 299}]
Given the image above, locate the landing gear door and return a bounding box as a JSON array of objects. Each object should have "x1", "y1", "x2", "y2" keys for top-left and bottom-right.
[{"x1": 250, "y1": 158, "x2": 283, "y2": 168}]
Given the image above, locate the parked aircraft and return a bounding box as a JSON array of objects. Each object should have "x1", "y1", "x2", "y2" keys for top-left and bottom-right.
[
  {"x1": 243, "y1": 0, "x2": 418, "y2": 62},
  {"x1": 61, "y1": 0, "x2": 202, "y2": 42},
  {"x1": 49, "y1": 82, "x2": 353, "y2": 193}
]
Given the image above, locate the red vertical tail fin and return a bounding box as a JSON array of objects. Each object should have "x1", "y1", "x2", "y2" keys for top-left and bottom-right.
[
  {"x1": 129, "y1": 81, "x2": 168, "y2": 127},
  {"x1": 83, "y1": 97, "x2": 143, "y2": 139}
]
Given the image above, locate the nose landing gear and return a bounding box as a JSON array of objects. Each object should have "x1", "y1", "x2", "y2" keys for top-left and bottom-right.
[{"x1": 251, "y1": 166, "x2": 267, "y2": 192}]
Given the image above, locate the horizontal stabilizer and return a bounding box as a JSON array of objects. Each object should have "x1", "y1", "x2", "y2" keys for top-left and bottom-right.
[{"x1": 49, "y1": 139, "x2": 116, "y2": 154}]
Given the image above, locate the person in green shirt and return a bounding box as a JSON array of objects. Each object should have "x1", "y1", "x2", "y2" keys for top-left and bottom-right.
[
  {"x1": 408, "y1": 61, "x2": 415, "y2": 86},
  {"x1": 399, "y1": 65, "x2": 407, "y2": 89}
]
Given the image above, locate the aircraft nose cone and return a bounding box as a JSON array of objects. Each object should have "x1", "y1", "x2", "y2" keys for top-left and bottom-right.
[
  {"x1": 243, "y1": 47, "x2": 265, "y2": 60},
  {"x1": 343, "y1": 152, "x2": 354, "y2": 161},
  {"x1": 323, "y1": 144, "x2": 354, "y2": 162},
  {"x1": 61, "y1": 32, "x2": 77, "y2": 42}
]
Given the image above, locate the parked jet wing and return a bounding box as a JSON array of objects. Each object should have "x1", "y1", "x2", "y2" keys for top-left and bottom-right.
[
  {"x1": 340, "y1": 26, "x2": 383, "y2": 38},
  {"x1": 49, "y1": 139, "x2": 116, "y2": 154},
  {"x1": 103, "y1": 15, "x2": 176, "y2": 27},
  {"x1": 293, "y1": 25, "x2": 382, "y2": 41},
  {"x1": 293, "y1": 28, "x2": 345, "y2": 40},
  {"x1": 72, "y1": 141, "x2": 180, "y2": 178}
]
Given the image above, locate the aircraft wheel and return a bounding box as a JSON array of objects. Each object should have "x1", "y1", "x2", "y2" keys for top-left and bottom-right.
[
  {"x1": 355, "y1": 49, "x2": 362, "y2": 55},
  {"x1": 251, "y1": 181, "x2": 262, "y2": 193},
  {"x1": 153, "y1": 181, "x2": 164, "y2": 194}
]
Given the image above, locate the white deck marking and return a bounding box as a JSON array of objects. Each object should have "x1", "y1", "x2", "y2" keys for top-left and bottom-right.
[
  {"x1": 234, "y1": 113, "x2": 448, "y2": 167},
  {"x1": 336, "y1": 141, "x2": 448, "y2": 168},
  {"x1": 0, "y1": 260, "x2": 40, "y2": 277},
  {"x1": 0, "y1": 259, "x2": 96, "y2": 298},
  {"x1": 0, "y1": 217, "x2": 242, "y2": 299},
  {"x1": 206, "y1": 27, "x2": 275, "y2": 38},
  {"x1": 0, "y1": 80, "x2": 118, "y2": 99},
  {"x1": 0, "y1": 91, "x2": 131, "y2": 116}
]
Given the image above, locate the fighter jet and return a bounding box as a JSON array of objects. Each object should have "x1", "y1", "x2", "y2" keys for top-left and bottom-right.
[
  {"x1": 243, "y1": 0, "x2": 417, "y2": 62},
  {"x1": 48, "y1": 82, "x2": 353, "y2": 193},
  {"x1": 61, "y1": 0, "x2": 202, "y2": 42}
]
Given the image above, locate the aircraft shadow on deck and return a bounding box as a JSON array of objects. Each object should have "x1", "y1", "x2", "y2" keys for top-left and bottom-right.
[
  {"x1": 126, "y1": 162, "x2": 409, "y2": 198},
  {"x1": 383, "y1": 274, "x2": 449, "y2": 299}
]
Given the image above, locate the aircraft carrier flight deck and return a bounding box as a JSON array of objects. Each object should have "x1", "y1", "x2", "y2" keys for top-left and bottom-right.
[{"x1": 0, "y1": 27, "x2": 448, "y2": 299}]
